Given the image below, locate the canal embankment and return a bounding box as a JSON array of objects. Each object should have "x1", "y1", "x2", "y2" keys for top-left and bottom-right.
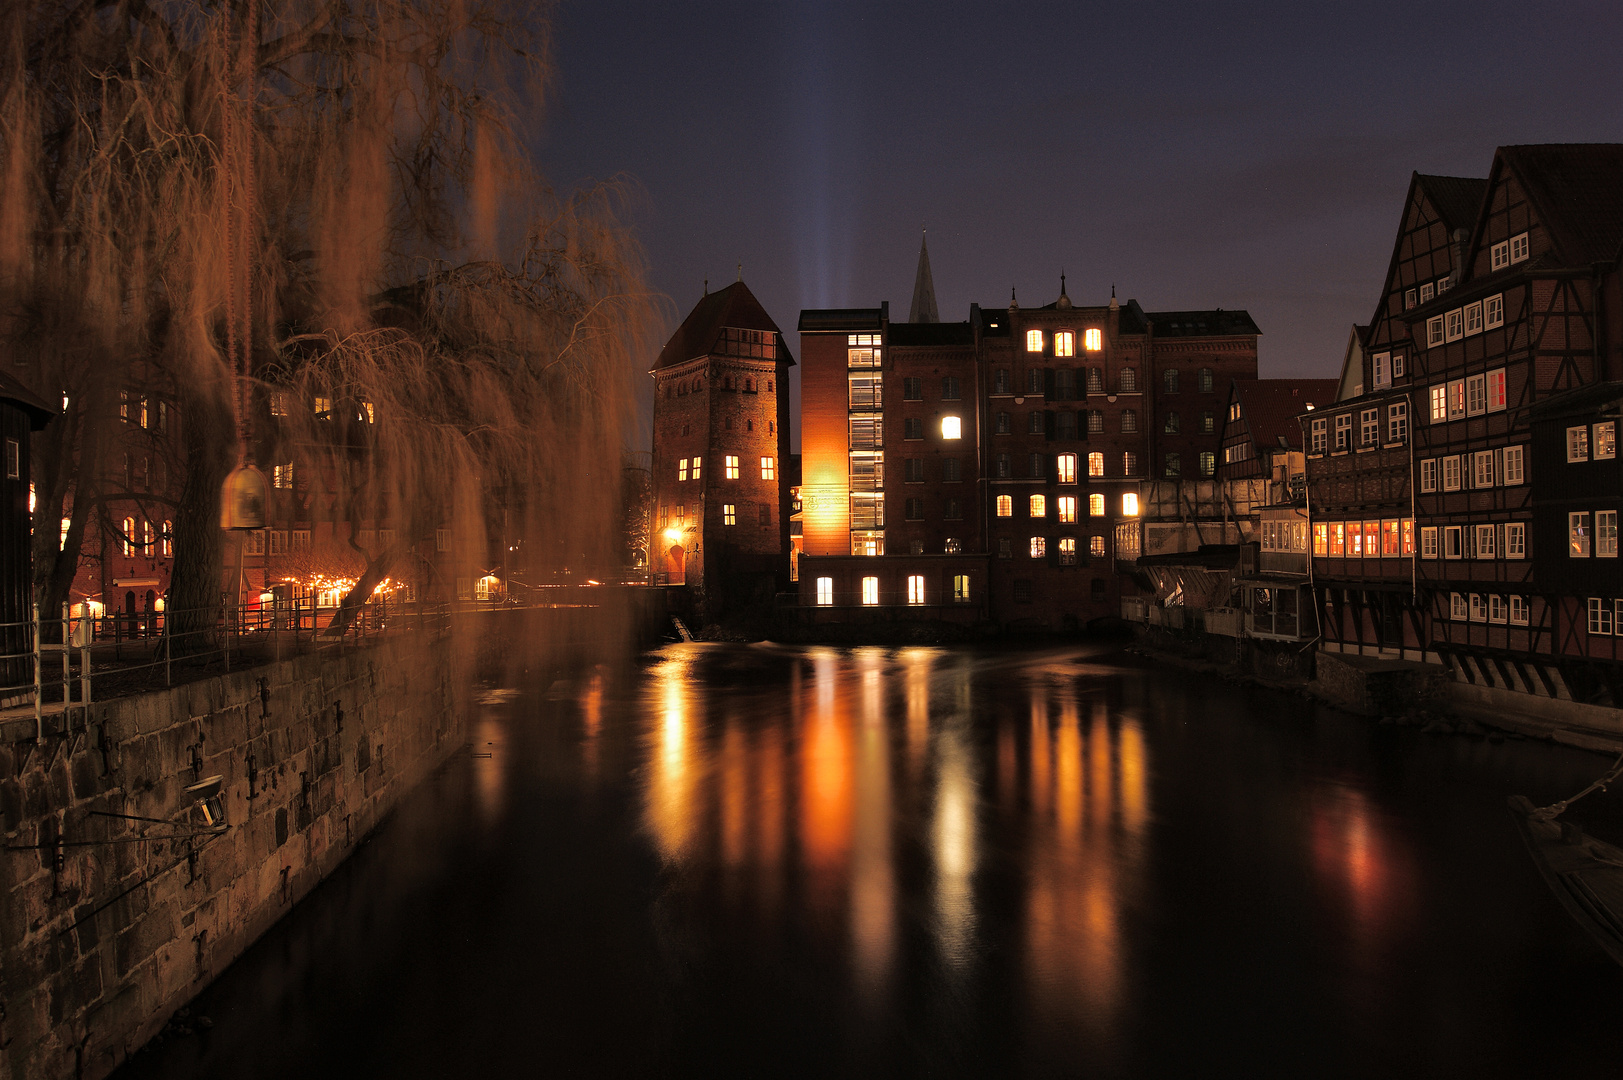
[{"x1": 0, "y1": 632, "x2": 475, "y2": 1080}]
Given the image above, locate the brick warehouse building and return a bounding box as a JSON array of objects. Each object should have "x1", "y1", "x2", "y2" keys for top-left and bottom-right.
[
  {"x1": 795, "y1": 245, "x2": 1258, "y2": 632},
  {"x1": 650, "y1": 281, "x2": 793, "y2": 619}
]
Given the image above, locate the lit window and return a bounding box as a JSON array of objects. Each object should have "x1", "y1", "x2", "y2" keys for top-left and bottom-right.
[
  {"x1": 862, "y1": 576, "x2": 879, "y2": 605},
  {"x1": 1122, "y1": 493, "x2": 1139, "y2": 517},
  {"x1": 1448, "y1": 380, "x2": 1465, "y2": 419},
  {"x1": 121, "y1": 516, "x2": 135, "y2": 556},
  {"x1": 1089, "y1": 494, "x2": 1105, "y2": 517},
  {"x1": 953, "y1": 575, "x2": 971, "y2": 602},
  {"x1": 678, "y1": 458, "x2": 688, "y2": 482},
  {"x1": 142, "y1": 519, "x2": 154, "y2": 554},
  {"x1": 1087, "y1": 452, "x2": 1104, "y2": 477},
  {"x1": 1026, "y1": 329, "x2": 1043, "y2": 353},
  {"x1": 1058, "y1": 496, "x2": 1076, "y2": 523},
  {"x1": 1313, "y1": 523, "x2": 1328, "y2": 556},
  {"x1": 59, "y1": 517, "x2": 69, "y2": 550},
  {"x1": 1029, "y1": 536, "x2": 1046, "y2": 559},
  {"x1": 1570, "y1": 512, "x2": 1590, "y2": 557},
  {"x1": 1030, "y1": 495, "x2": 1046, "y2": 518},
  {"x1": 267, "y1": 392, "x2": 286, "y2": 416},
  {"x1": 1123, "y1": 452, "x2": 1138, "y2": 476},
  {"x1": 1488, "y1": 368, "x2": 1507, "y2": 411},
  {"x1": 996, "y1": 495, "x2": 1013, "y2": 518},
  {"x1": 761, "y1": 456, "x2": 776, "y2": 480},
  {"x1": 691, "y1": 457, "x2": 701, "y2": 480},
  {"x1": 1058, "y1": 537, "x2": 1077, "y2": 565},
  {"x1": 1199, "y1": 452, "x2": 1215, "y2": 476},
  {"x1": 725, "y1": 455, "x2": 740, "y2": 479},
  {"x1": 1055, "y1": 331, "x2": 1074, "y2": 357},
  {"x1": 314, "y1": 396, "x2": 333, "y2": 419},
  {"x1": 1057, "y1": 453, "x2": 1076, "y2": 484},
  {"x1": 723, "y1": 504, "x2": 737, "y2": 526},
  {"x1": 1089, "y1": 535, "x2": 1106, "y2": 558},
  {"x1": 1596, "y1": 422, "x2": 1616, "y2": 460},
  {"x1": 1429, "y1": 385, "x2": 1447, "y2": 423},
  {"x1": 1568, "y1": 426, "x2": 1590, "y2": 462},
  {"x1": 1084, "y1": 328, "x2": 1102, "y2": 351},
  {"x1": 273, "y1": 463, "x2": 293, "y2": 489},
  {"x1": 907, "y1": 575, "x2": 926, "y2": 605},
  {"x1": 816, "y1": 577, "x2": 833, "y2": 606},
  {"x1": 941, "y1": 416, "x2": 962, "y2": 440}
]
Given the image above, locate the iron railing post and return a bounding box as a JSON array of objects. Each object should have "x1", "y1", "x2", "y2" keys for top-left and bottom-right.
[{"x1": 32, "y1": 601, "x2": 41, "y2": 741}]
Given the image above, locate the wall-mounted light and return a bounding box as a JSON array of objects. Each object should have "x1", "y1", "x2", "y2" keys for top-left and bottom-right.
[{"x1": 185, "y1": 776, "x2": 229, "y2": 832}]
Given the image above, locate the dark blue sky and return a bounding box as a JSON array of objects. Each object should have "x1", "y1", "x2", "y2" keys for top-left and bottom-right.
[{"x1": 538, "y1": 1, "x2": 1623, "y2": 450}]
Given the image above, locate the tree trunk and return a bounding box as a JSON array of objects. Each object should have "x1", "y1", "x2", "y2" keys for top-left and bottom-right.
[
  {"x1": 167, "y1": 376, "x2": 233, "y2": 656},
  {"x1": 322, "y1": 547, "x2": 402, "y2": 638}
]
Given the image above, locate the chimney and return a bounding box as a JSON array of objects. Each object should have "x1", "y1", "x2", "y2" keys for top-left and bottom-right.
[{"x1": 1449, "y1": 228, "x2": 1469, "y2": 287}]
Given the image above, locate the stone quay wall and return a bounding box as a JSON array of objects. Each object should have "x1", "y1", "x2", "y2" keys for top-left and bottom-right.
[{"x1": 0, "y1": 633, "x2": 472, "y2": 1080}]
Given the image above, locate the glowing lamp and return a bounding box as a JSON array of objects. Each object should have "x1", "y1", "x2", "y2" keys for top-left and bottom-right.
[{"x1": 220, "y1": 465, "x2": 270, "y2": 530}]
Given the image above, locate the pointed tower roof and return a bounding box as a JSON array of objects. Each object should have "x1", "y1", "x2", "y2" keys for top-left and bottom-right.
[
  {"x1": 654, "y1": 280, "x2": 792, "y2": 370},
  {"x1": 908, "y1": 231, "x2": 939, "y2": 323}
]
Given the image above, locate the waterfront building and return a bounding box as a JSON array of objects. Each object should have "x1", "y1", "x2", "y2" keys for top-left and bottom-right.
[
  {"x1": 1306, "y1": 144, "x2": 1623, "y2": 709},
  {"x1": 795, "y1": 241, "x2": 1257, "y2": 631},
  {"x1": 650, "y1": 280, "x2": 793, "y2": 618}
]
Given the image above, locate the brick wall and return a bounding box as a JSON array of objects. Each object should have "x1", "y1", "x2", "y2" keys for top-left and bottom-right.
[{"x1": 0, "y1": 635, "x2": 469, "y2": 1080}]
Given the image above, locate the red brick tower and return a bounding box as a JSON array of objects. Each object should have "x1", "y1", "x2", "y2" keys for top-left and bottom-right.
[{"x1": 651, "y1": 281, "x2": 793, "y2": 620}]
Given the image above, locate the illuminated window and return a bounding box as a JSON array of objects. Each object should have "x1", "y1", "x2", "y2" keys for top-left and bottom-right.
[
  {"x1": 1058, "y1": 537, "x2": 1077, "y2": 564},
  {"x1": 1029, "y1": 536, "x2": 1046, "y2": 558},
  {"x1": 1122, "y1": 493, "x2": 1139, "y2": 517},
  {"x1": 142, "y1": 519, "x2": 154, "y2": 554},
  {"x1": 1089, "y1": 493, "x2": 1105, "y2": 517},
  {"x1": 723, "y1": 503, "x2": 737, "y2": 526},
  {"x1": 1199, "y1": 452, "x2": 1214, "y2": 476},
  {"x1": 678, "y1": 458, "x2": 688, "y2": 482},
  {"x1": 1084, "y1": 328, "x2": 1102, "y2": 351},
  {"x1": 816, "y1": 577, "x2": 833, "y2": 605},
  {"x1": 907, "y1": 575, "x2": 925, "y2": 605},
  {"x1": 1089, "y1": 535, "x2": 1106, "y2": 558},
  {"x1": 953, "y1": 575, "x2": 971, "y2": 602},
  {"x1": 1055, "y1": 330, "x2": 1074, "y2": 357},
  {"x1": 1058, "y1": 496, "x2": 1076, "y2": 523},
  {"x1": 1123, "y1": 452, "x2": 1138, "y2": 475},
  {"x1": 725, "y1": 455, "x2": 740, "y2": 479},
  {"x1": 1597, "y1": 422, "x2": 1617, "y2": 460},
  {"x1": 121, "y1": 517, "x2": 135, "y2": 556},
  {"x1": 1028, "y1": 495, "x2": 1045, "y2": 518},
  {"x1": 1057, "y1": 453, "x2": 1076, "y2": 484},
  {"x1": 314, "y1": 396, "x2": 333, "y2": 419},
  {"x1": 862, "y1": 576, "x2": 879, "y2": 605},
  {"x1": 3, "y1": 439, "x2": 15, "y2": 480},
  {"x1": 1313, "y1": 523, "x2": 1327, "y2": 556},
  {"x1": 761, "y1": 457, "x2": 776, "y2": 480},
  {"x1": 945, "y1": 538, "x2": 962, "y2": 553},
  {"x1": 941, "y1": 416, "x2": 962, "y2": 440},
  {"x1": 1026, "y1": 329, "x2": 1043, "y2": 352},
  {"x1": 690, "y1": 457, "x2": 701, "y2": 480},
  {"x1": 1085, "y1": 452, "x2": 1106, "y2": 477},
  {"x1": 997, "y1": 495, "x2": 1012, "y2": 517},
  {"x1": 1568, "y1": 426, "x2": 1590, "y2": 462},
  {"x1": 273, "y1": 463, "x2": 293, "y2": 489}
]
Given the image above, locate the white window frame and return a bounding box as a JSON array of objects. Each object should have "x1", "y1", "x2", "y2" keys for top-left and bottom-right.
[
  {"x1": 1484, "y1": 294, "x2": 1504, "y2": 329},
  {"x1": 1427, "y1": 316, "x2": 1445, "y2": 347},
  {"x1": 1589, "y1": 598, "x2": 1615, "y2": 636},
  {"x1": 1595, "y1": 421, "x2": 1617, "y2": 460},
  {"x1": 907, "y1": 575, "x2": 926, "y2": 605},
  {"x1": 1473, "y1": 450, "x2": 1494, "y2": 488},
  {"x1": 1026, "y1": 329, "x2": 1043, "y2": 353},
  {"x1": 1448, "y1": 379, "x2": 1466, "y2": 420},
  {"x1": 1421, "y1": 526, "x2": 1439, "y2": 559},
  {"x1": 1420, "y1": 459, "x2": 1437, "y2": 493},
  {"x1": 1599, "y1": 510, "x2": 1619, "y2": 558},
  {"x1": 1475, "y1": 524, "x2": 1497, "y2": 559},
  {"x1": 1505, "y1": 522, "x2": 1526, "y2": 559},
  {"x1": 1029, "y1": 536, "x2": 1046, "y2": 559},
  {"x1": 1421, "y1": 282, "x2": 1437, "y2": 303},
  {"x1": 1444, "y1": 525, "x2": 1463, "y2": 560},
  {"x1": 761, "y1": 456, "x2": 776, "y2": 480},
  {"x1": 815, "y1": 577, "x2": 833, "y2": 606},
  {"x1": 1445, "y1": 309, "x2": 1464, "y2": 342},
  {"x1": 1491, "y1": 240, "x2": 1510, "y2": 271},
  {"x1": 1429, "y1": 384, "x2": 1448, "y2": 424},
  {"x1": 1463, "y1": 301, "x2": 1483, "y2": 336},
  {"x1": 1487, "y1": 368, "x2": 1507, "y2": 412},
  {"x1": 1310, "y1": 418, "x2": 1327, "y2": 454},
  {"x1": 1469, "y1": 593, "x2": 1487, "y2": 623},
  {"x1": 1442, "y1": 456, "x2": 1461, "y2": 492},
  {"x1": 1373, "y1": 352, "x2": 1390, "y2": 388},
  {"x1": 861, "y1": 576, "x2": 879, "y2": 605},
  {"x1": 1503, "y1": 445, "x2": 1525, "y2": 485},
  {"x1": 1510, "y1": 232, "x2": 1529, "y2": 263},
  {"x1": 1388, "y1": 401, "x2": 1408, "y2": 443},
  {"x1": 1466, "y1": 373, "x2": 1487, "y2": 416},
  {"x1": 1510, "y1": 595, "x2": 1529, "y2": 625},
  {"x1": 1568, "y1": 426, "x2": 1590, "y2": 462},
  {"x1": 1359, "y1": 408, "x2": 1379, "y2": 447},
  {"x1": 1489, "y1": 594, "x2": 1507, "y2": 625},
  {"x1": 1571, "y1": 511, "x2": 1591, "y2": 557},
  {"x1": 1451, "y1": 592, "x2": 1468, "y2": 620}
]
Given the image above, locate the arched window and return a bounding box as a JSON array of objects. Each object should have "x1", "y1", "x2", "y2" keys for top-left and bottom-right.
[
  {"x1": 1164, "y1": 412, "x2": 1180, "y2": 434},
  {"x1": 1119, "y1": 367, "x2": 1137, "y2": 392},
  {"x1": 1164, "y1": 369, "x2": 1180, "y2": 393},
  {"x1": 1121, "y1": 409, "x2": 1138, "y2": 433}
]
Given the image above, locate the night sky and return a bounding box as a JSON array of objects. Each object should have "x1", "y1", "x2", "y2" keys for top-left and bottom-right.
[{"x1": 538, "y1": 1, "x2": 1623, "y2": 451}]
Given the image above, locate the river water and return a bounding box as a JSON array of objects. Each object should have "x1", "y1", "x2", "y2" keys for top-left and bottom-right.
[{"x1": 120, "y1": 643, "x2": 1623, "y2": 1078}]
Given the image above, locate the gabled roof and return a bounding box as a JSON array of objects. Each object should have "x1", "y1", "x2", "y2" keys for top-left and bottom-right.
[
  {"x1": 657, "y1": 281, "x2": 789, "y2": 370},
  {"x1": 1494, "y1": 144, "x2": 1623, "y2": 267},
  {"x1": 1334, "y1": 325, "x2": 1368, "y2": 403},
  {"x1": 1529, "y1": 380, "x2": 1623, "y2": 422},
  {"x1": 1146, "y1": 309, "x2": 1261, "y2": 336},
  {"x1": 1416, "y1": 173, "x2": 1488, "y2": 233},
  {"x1": 0, "y1": 370, "x2": 56, "y2": 429},
  {"x1": 1231, "y1": 379, "x2": 1340, "y2": 450}
]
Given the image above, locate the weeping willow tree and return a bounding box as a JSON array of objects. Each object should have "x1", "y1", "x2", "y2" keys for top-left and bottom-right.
[{"x1": 0, "y1": 1, "x2": 656, "y2": 647}]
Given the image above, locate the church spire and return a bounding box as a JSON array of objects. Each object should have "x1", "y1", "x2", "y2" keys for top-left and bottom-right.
[{"x1": 908, "y1": 229, "x2": 939, "y2": 323}]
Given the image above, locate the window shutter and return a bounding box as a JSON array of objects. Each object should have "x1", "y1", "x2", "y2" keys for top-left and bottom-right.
[
  {"x1": 1045, "y1": 410, "x2": 1057, "y2": 440},
  {"x1": 1045, "y1": 368, "x2": 1056, "y2": 398},
  {"x1": 1047, "y1": 538, "x2": 1059, "y2": 567}
]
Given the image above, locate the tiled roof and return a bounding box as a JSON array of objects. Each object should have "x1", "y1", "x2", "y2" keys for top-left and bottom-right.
[
  {"x1": 1416, "y1": 174, "x2": 1487, "y2": 232},
  {"x1": 1234, "y1": 379, "x2": 1340, "y2": 450},
  {"x1": 1147, "y1": 309, "x2": 1261, "y2": 336},
  {"x1": 1498, "y1": 144, "x2": 1623, "y2": 266},
  {"x1": 0, "y1": 370, "x2": 56, "y2": 428},
  {"x1": 658, "y1": 281, "x2": 788, "y2": 370}
]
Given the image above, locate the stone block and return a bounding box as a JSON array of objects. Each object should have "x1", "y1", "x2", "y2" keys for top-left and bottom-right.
[
  {"x1": 113, "y1": 899, "x2": 176, "y2": 979},
  {"x1": 48, "y1": 953, "x2": 103, "y2": 1026}
]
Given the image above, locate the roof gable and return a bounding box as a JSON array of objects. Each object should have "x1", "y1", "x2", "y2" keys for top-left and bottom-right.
[
  {"x1": 1232, "y1": 379, "x2": 1340, "y2": 450},
  {"x1": 656, "y1": 281, "x2": 789, "y2": 370},
  {"x1": 1498, "y1": 144, "x2": 1623, "y2": 267}
]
